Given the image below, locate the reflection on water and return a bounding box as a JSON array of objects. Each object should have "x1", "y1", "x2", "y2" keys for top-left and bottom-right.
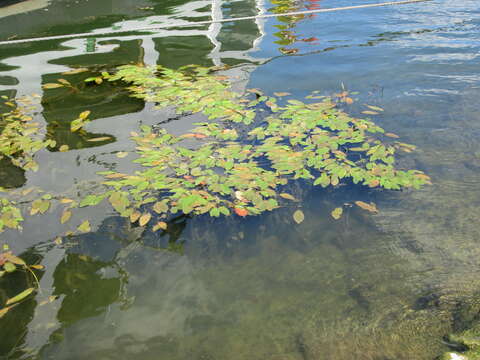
[{"x1": 1, "y1": 0, "x2": 480, "y2": 359}]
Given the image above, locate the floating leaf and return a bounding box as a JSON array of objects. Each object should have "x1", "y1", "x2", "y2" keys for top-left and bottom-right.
[
  {"x1": 6, "y1": 287, "x2": 34, "y2": 305},
  {"x1": 331, "y1": 207, "x2": 343, "y2": 220},
  {"x1": 152, "y1": 201, "x2": 168, "y2": 214},
  {"x1": 293, "y1": 209, "x2": 305, "y2": 224},
  {"x1": 4, "y1": 262, "x2": 16, "y2": 273},
  {"x1": 30, "y1": 265, "x2": 44, "y2": 270},
  {"x1": 355, "y1": 201, "x2": 378, "y2": 213},
  {"x1": 54, "y1": 237, "x2": 62, "y2": 245},
  {"x1": 130, "y1": 211, "x2": 141, "y2": 223},
  {"x1": 105, "y1": 173, "x2": 128, "y2": 179},
  {"x1": 279, "y1": 193, "x2": 296, "y2": 201},
  {"x1": 274, "y1": 92, "x2": 290, "y2": 97},
  {"x1": 42, "y1": 83, "x2": 63, "y2": 89},
  {"x1": 361, "y1": 111, "x2": 379, "y2": 115},
  {"x1": 60, "y1": 210, "x2": 72, "y2": 224},
  {"x1": 0, "y1": 305, "x2": 14, "y2": 319},
  {"x1": 62, "y1": 68, "x2": 88, "y2": 75},
  {"x1": 366, "y1": 105, "x2": 384, "y2": 112},
  {"x1": 57, "y1": 79, "x2": 71, "y2": 86},
  {"x1": 87, "y1": 137, "x2": 112, "y2": 142},
  {"x1": 116, "y1": 152, "x2": 128, "y2": 158},
  {"x1": 2, "y1": 252, "x2": 26, "y2": 266},
  {"x1": 79, "y1": 110, "x2": 90, "y2": 120},
  {"x1": 59, "y1": 144, "x2": 69, "y2": 152},
  {"x1": 234, "y1": 207, "x2": 248, "y2": 217},
  {"x1": 77, "y1": 220, "x2": 91, "y2": 233},
  {"x1": 139, "y1": 213, "x2": 151, "y2": 226},
  {"x1": 385, "y1": 132, "x2": 400, "y2": 139},
  {"x1": 60, "y1": 198, "x2": 74, "y2": 204},
  {"x1": 152, "y1": 221, "x2": 167, "y2": 232}
]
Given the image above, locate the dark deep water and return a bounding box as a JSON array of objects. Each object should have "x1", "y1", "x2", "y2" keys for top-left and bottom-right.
[{"x1": 1, "y1": 0, "x2": 480, "y2": 359}]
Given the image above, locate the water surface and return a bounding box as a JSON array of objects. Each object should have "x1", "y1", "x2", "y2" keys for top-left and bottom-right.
[{"x1": 1, "y1": 0, "x2": 480, "y2": 359}]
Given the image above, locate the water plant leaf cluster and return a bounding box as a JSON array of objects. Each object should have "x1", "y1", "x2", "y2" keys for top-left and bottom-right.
[
  {"x1": 63, "y1": 64, "x2": 431, "y2": 225},
  {"x1": 0, "y1": 95, "x2": 55, "y2": 172},
  {"x1": 0, "y1": 250, "x2": 42, "y2": 318},
  {"x1": 0, "y1": 64, "x2": 431, "y2": 236}
]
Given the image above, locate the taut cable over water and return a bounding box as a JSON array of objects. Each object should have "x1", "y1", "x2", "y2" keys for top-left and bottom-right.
[{"x1": 0, "y1": 0, "x2": 431, "y2": 46}]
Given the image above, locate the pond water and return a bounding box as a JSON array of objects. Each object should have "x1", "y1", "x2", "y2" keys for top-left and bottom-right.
[{"x1": 1, "y1": 0, "x2": 480, "y2": 359}]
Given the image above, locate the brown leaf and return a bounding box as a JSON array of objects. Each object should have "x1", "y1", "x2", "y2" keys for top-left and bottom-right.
[
  {"x1": 0, "y1": 305, "x2": 15, "y2": 319},
  {"x1": 2, "y1": 252, "x2": 26, "y2": 266},
  {"x1": 355, "y1": 201, "x2": 378, "y2": 213},
  {"x1": 279, "y1": 193, "x2": 296, "y2": 201},
  {"x1": 385, "y1": 132, "x2": 400, "y2": 139}
]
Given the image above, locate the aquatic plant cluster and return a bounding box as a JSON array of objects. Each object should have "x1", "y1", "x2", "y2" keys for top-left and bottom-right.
[
  {"x1": 77, "y1": 64, "x2": 429, "y2": 226},
  {"x1": 0, "y1": 64, "x2": 431, "y2": 234}
]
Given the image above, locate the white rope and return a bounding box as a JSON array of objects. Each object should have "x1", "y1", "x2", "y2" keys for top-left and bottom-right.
[{"x1": 0, "y1": 0, "x2": 431, "y2": 46}]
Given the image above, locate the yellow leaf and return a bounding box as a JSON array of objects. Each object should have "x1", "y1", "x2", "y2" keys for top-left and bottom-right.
[
  {"x1": 331, "y1": 207, "x2": 343, "y2": 220},
  {"x1": 54, "y1": 237, "x2": 62, "y2": 245},
  {"x1": 62, "y1": 68, "x2": 88, "y2": 75},
  {"x1": 79, "y1": 110, "x2": 91, "y2": 120},
  {"x1": 77, "y1": 220, "x2": 91, "y2": 233},
  {"x1": 361, "y1": 111, "x2": 379, "y2": 115},
  {"x1": 293, "y1": 209, "x2": 304, "y2": 224},
  {"x1": 130, "y1": 211, "x2": 141, "y2": 223},
  {"x1": 105, "y1": 173, "x2": 128, "y2": 179},
  {"x1": 30, "y1": 265, "x2": 44, "y2": 270},
  {"x1": 279, "y1": 193, "x2": 296, "y2": 201},
  {"x1": 42, "y1": 83, "x2": 64, "y2": 89},
  {"x1": 274, "y1": 92, "x2": 290, "y2": 97},
  {"x1": 87, "y1": 137, "x2": 112, "y2": 142},
  {"x1": 59, "y1": 145, "x2": 69, "y2": 152},
  {"x1": 116, "y1": 152, "x2": 128, "y2": 158},
  {"x1": 139, "y1": 213, "x2": 151, "y2": 226},
  {"x1": 152, "y1": 221, "x2": 167, "y2": 232},
  {"x1": 366, "y1": 105, "x2": 384, "y2": 112},
  {"x1": 60, "y1": 210, "x2": 72, "y2": 224},
  {"x1": 60, "y1": 198, "x2": 73, "y2": 204},
  {"x1": 57, "y1": 79, "x2": 71, "y2": 86}
]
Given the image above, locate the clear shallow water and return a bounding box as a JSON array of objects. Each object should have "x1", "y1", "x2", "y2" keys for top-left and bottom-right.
[{"x1": 1, "y1": 0, "x2": 480, "y2": 359}]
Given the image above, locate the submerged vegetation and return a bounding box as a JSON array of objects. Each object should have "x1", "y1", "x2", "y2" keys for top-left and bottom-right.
[{"x1": 0, "y1": 64, "x2": 430, "y2": 236}]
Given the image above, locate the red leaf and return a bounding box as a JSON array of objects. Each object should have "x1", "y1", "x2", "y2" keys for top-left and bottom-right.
[{"x1": 234, "y1": 207, "x2": 248, "y2": 217}]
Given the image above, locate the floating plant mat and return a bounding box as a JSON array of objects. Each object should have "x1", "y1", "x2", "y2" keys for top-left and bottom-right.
[{"x1": 0, "y1": 64, "x2": 430, "y2": 236}]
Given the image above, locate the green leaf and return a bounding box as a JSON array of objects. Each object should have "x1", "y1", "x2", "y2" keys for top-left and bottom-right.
[
  {"x1": 4, "y1": 262, "x2": 16, "y2": 273},
  {"x1": 6, "y1": 287, "x2": 35, "y2": 305}
]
